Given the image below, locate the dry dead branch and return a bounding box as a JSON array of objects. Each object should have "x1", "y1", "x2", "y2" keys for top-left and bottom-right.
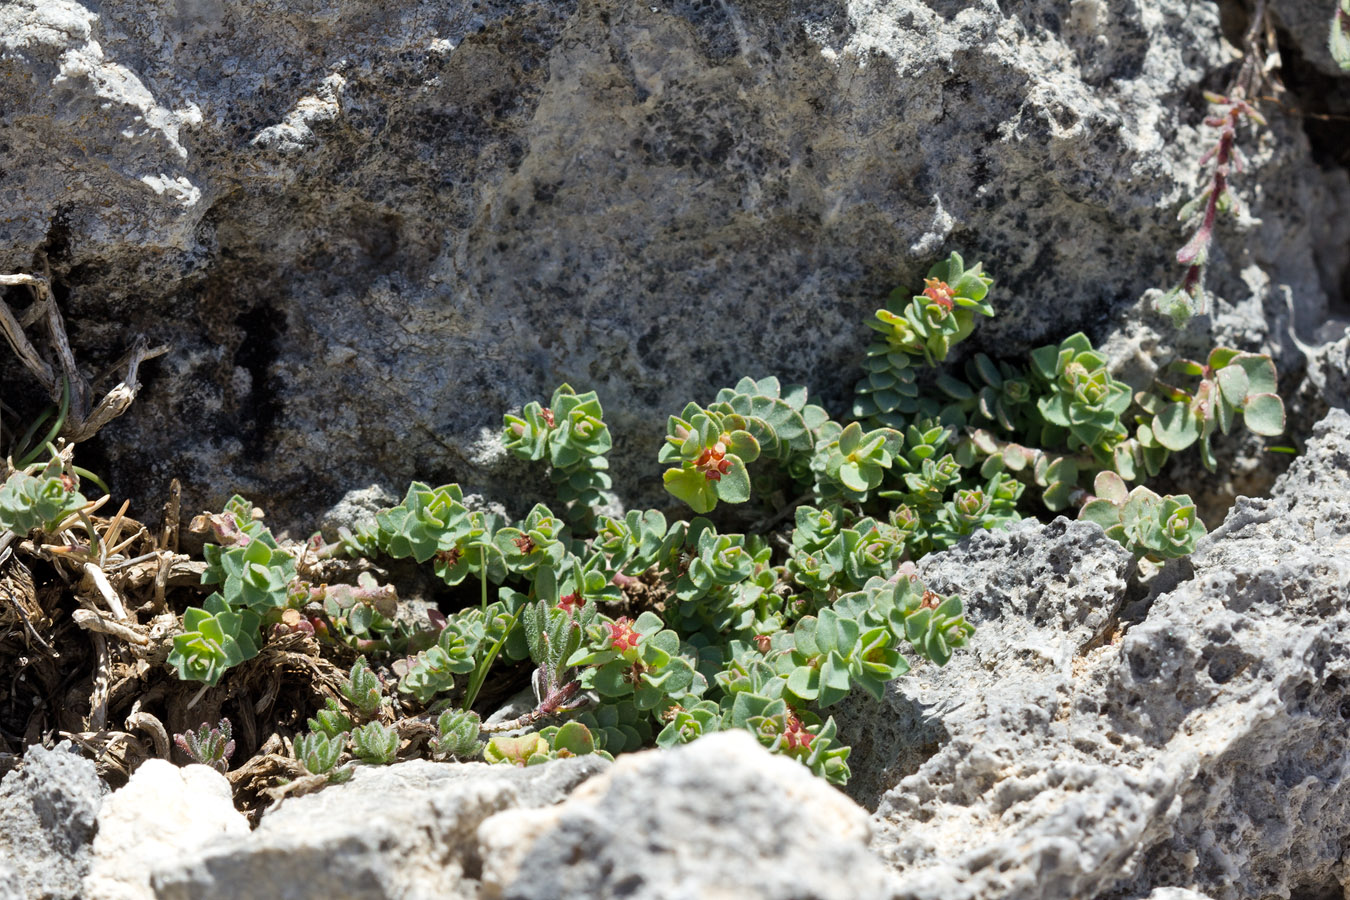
[{"x1": 0, "y1": 272, "x2": 169, "y2": 447}]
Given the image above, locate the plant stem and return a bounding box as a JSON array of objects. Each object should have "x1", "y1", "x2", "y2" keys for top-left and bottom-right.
[{"x1": 461, "y1": 608, "x2": 521, "y2": 712}]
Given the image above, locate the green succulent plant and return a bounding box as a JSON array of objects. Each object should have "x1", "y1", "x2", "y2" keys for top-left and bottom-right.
[
  {"x1": 483, "y1": 721, "x2": 609, "y2": 766},
  {"x1": 168, "y1": 595, "x2": 263, "y2": 686},
  {"x1": 504, "y1": 384, "x2": 613, "y2": 526},
  {"x1": 1029, "y1": 332, "x2": 1132, "y2": 455},
  {"x1": 1079, "y1": 472, "x2": 1206, "y2": 562},
  {"x1": 350, "y1": 721, "x2": 400, "y2": 765},
  {"x1": 147, "y1": 250, "x2": 1289, "y2": 792},
  {"x1": 173, "y1": 720, "x2": 236, "y2": 773},
  {"x1": 1143, "y1": 347, "x2": 1285, "y2": 471},
  {"x1": 659, "y1": 404, "x2": 761, "y2": 513},
  {"x1": 295, "y1": 730, "x2": 347, "y2": 776},
  {"x1": 430, "y1": 709, "x2": 484, "y2": 760},
  {"x1": 0, "y1": 457, "x2": 88, "y2": 535},
  {"x1": 868, "y1": 252, "x2": 995, "y2": 366}
]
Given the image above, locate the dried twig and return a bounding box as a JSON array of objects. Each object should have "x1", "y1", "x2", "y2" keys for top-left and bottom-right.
[
  {"x1": 0, "y1": 272, "x2": 169, "y2": 445},
  {"x1": 99, "y1": 500, "x2": 131, "y2": 567},
  {"x1": 2, "y1": 594, "x2": 57, "y2": 656},
  {"x1": 0, "y1": 274, "x2": 57, "y2": 390},
  {"x1": 87, "y1": 631, "x2": 111, "y2": 731},
  {"x1": 125, "y1": 705, "x2": 171, "y2": 759},
  {"x1": 58, "y1": 729, "x2": 143, "y2": 778},
  {"x1": 71, "y1": 608, "x2": 149, "y2": 646},
  {"x1": 79, "y1": 562, "x2": 129, "y2": 621},
  {"x1": 161, "y1": 477, "x2": 181, "y2": 554}
]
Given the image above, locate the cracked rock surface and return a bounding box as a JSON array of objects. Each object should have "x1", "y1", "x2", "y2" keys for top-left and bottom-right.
[
  {"x1": 0, "y1": 742, "x2": 105, "y2": 900},
  {"x1": 864, "y1": 407, "x2": 1350, "y2": 899}
]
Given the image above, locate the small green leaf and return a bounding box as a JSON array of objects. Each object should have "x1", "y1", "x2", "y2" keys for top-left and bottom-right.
[
  {"x1": 551, "y1": 722, "x2": 597, "y2": 756},
  {"x1": 715, "y1": 459, "x2": 752, "y2": 504},
  {"x1": 1153, "y1": 402, "x2": 1200, "y2": 451},
  {"x1": 786, "y1": 665, "x2": 819, "y2": 700},
  {"x1": 1215, "y1": 365, "x2": 1249, "y2": 407},
  {"x1": 664, "y1": 467, "x2": 717, "y2": 514},
  {"x1": 1093, "y1": 470, "x2": 1128, "y2": 504},
  {"x1": 838, "y1": 461, "x2": 869, "y2": 492},
  {"x1": 1243, "y1": 393, "x2": 1285, "y2": 436}
]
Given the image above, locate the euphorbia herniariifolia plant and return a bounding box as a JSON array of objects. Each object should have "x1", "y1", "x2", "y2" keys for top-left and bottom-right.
[{"x1": 157, "y1": 251, "x2": 1284, "y2": 789}]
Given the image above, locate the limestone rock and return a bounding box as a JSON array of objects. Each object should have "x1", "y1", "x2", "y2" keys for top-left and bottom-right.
[
  {"x1": 479, "y1": 730, "x2": 897, "y2": 900},
  {"x1": 833, "y1": 515, "x2": 1134, "y2": 807},
  {"x1": 151, "y1": 756, "x2": 609, "y2": 900},
  {"x1": 84, "y1": 760, "x2": 249, "y2": 900},
  {"x1": 1305, "y1": 329, "x2": 1350, "y2": 415},
  {"x1": 0, "y1": 0, "x2": 1344, "y2": 527},
  {"x1": 0, "y1": 741, "x2": 105, "y2": 900},
  {"x1": 868, "y1": 408, "x2": 1350, "y2": 900}
]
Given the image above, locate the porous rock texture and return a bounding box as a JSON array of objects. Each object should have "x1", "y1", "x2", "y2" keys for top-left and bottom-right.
[
  {"x1": 831, "y1": 513, "x2": 1135, "y2": 807},
  {"x1": 855, "y1": 407, "x2": 1350, "y2": 899},
  {"x1": 2, "y1": 0, "x2": 1347, "y2": 528},
  {"x1": 0, "y1": 741, "x2": 105, "y2": 900}
]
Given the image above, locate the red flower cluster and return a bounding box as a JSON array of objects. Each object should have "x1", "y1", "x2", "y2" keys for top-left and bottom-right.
[
  {"x1": 783, "y1": 713, "x2": 814, "y2": 752},
  {"x1": 696, "y1": 440, "x2": 734, "y2": 482},
  {"x1": 557, "y1": 592, "x2": 583, "y2": 615},
  {"x1": 922, "y1": 278, "x2": 955, "y2": 312},
  {"x1": 607, "y1": 616, "x2": 641, "y2": 652}
]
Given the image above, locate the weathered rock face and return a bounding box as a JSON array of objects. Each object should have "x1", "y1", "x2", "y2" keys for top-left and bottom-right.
[
  {"x1": 479, "y1": 731, "x2": 898, "y2": 900},
  {"x1": 832, "y1": 514, "x2": 1135, "y2": 807},
  {"x1": 142, "y1": 731, "x2": 896, "y2": 900},
  {"x1": 1, "y1": 0, "x2": 1345, "y2": 527},
  {"x1": 0, "y1": 742, "x2": 105, "y2": 900},
  {"x1": 152, "y1": 755, "x2": 610, "y2": 900},
  {"x1": 860, "y1": 407, "x2": 1350, "y2": 900},
  {"x1": 84, "y1": 760, "x2": 249, "y2": 900}
]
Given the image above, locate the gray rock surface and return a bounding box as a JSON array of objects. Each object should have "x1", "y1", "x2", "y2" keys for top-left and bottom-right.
[
  {"x1": 478, "y1": 730, "x2": 898, "y2": 900},
  {"x1": 85, "y1": 760, "x2": 249, "y2": 900},
  {"x1": 865, "y1": 407, "x2": 1350, "y2": 900},
  {"x1": 834, "y1": 514, "x2": 1134, "y2": 807},
  {"x1": 0, "y1": 741, "x2": 105, "y2": 900},
  {"x1": 1305, "y1": 328, "x2": 1350, "y2": 415},
  {"x1": 1271, "y1": 0, "x2": 1350, "y2": 77},
  {"x1": 1, "y1": 0, "x2": 1345, "y2": 527},
  {"x1": 151, "y1": 756, "x2": 610, "y2": 900}
]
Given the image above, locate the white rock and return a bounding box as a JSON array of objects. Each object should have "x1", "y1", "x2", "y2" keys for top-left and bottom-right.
[{"x1": 84, "y1": 761, "x2": 248, "y2": 900}]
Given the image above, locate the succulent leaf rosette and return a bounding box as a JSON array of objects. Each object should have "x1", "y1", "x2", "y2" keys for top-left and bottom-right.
[
  {"x1": 659, "y1": 405, "x2": 760, "y2": 513},
  {"x1": 169, "y1": 595, "x2": 263, "y2": 685},
  {"x1": 1030, "y1": 333, "x2": 1132, "y2": 453},
  {"x1": 868, "y1": 252, "x2": 995, "y2": 366},
  {"x1": 0, "y1": 458, "x2": 88, "y2": 535},
  {"x1": 1079, "y1": 472, "x2": 1206, "y2": 562}
]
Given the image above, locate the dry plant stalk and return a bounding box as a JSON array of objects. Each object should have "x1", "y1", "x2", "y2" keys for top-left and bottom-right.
[{"x1": 0, "y1": 272, "x2": 169, "y2": 446}]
